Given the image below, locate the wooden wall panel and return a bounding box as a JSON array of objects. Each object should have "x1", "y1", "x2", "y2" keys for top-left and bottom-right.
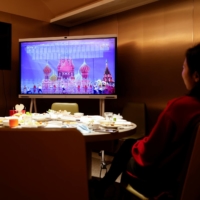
[
  {"x1": 117, "y1": 9, "x2": 143, "y2": 99},
  {"x1": 69, "y1": 0, "x2": 197, "y2": 132},
  {"x1": 111, "y1": 0, "x2": 195, "y2": 131},
  {"x1": 194, "y1": 0, "x2": 200, "y2": 43},
  {"x1": 0, "y1": 11, "x2": 68, "y2": 116}
]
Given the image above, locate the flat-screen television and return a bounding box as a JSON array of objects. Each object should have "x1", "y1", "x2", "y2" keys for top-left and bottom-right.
[{"x1": 18, "y1": 35, "x2": 117, "y2": 99}]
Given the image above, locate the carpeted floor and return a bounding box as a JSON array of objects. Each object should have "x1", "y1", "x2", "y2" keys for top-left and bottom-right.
[
  {"x1": 90, "y1": 152, "x2": 124, "y2": 200},
  {"x1": 91, "y1": 152, "x2": 121, "y2": 182},
  {"x1": 90, "y1": 152, "x2": 139, "y2": 200}
]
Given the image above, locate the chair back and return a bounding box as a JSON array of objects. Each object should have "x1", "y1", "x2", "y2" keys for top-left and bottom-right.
[
  {"x1": 122, "y1": 102, "x2": 146, "y2": 139},
  {"x1": 0, "y1": 128, "x2": 89, "y2": 200},
  {"x1": 51, "y1": 102, "x2": 79, "y2": 114},
  {"x1": 179, "y1": 123, "x2": 200, "y2": 200}
]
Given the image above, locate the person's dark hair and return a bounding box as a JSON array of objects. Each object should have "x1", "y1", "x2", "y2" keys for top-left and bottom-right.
[
  {"x1": 185, "y1": 43, "x2": 200, "y2": 98},
  {"x1": 186, "y1": 43, "x2": 200, "y2": 75}
]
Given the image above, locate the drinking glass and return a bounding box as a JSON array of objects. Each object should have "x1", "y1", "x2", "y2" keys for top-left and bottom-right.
[
  {"x1": 104, "y1": 112, "x2": 113, "y2": 123},
  {"x1": 88, "y1": 119, "x2": 94, "y2": 131},
  {"x1": 22, "y1": 115, "x2": 32, "y2": 125}
]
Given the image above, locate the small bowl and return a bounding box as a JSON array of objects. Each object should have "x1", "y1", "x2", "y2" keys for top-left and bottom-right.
[
  {"x1": 62, "y1": 112, "x2": 71, "y2": 116},
  {"x1": 99, "y1": 120, "x2": 110, "y2": 126},
  {"x1": 3, "y1": 120, "x2": 9, "y2": 127}
]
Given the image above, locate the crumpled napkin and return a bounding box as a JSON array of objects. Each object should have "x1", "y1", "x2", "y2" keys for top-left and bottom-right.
[{"x1": 77, "y1": 124, "x2": 91, "y2": 134}]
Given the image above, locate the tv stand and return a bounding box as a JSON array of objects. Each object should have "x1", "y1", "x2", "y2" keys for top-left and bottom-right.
[
  {"x1": 30, "y1": 98, "x2": 37, "y2": 113},
  {"x1": 29, "y1": 98, "x2": 105, "y2": 116},
  {"x1": 99, "y1": 99, "x2": 105, "y2": 116}
]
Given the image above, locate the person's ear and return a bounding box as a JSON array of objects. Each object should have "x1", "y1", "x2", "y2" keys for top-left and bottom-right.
[{"x1": 193, "y1": 71, "x2": 200, "y2": 82}]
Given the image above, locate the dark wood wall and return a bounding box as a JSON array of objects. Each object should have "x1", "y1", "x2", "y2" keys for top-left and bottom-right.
[{"x1": 0, "y1": 0, "x2": 200, "y2": 133}]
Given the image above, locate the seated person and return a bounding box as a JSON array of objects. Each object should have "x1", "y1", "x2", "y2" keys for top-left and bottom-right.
[{"x1": 91, "y1": 43, "x2": 200, "y2": 199}]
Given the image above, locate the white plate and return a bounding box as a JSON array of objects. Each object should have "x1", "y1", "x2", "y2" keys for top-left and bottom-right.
[
  {"x1": 60, "y1": 116, "x2": 77, "y2": 122},
  {"x1": 93, "y1": 129, "x2": 118, "y2": 133},
  {"x1": 5, "y1": 116, "x2": 19, "y2": 119},
  {"x1": 114, "y1": 121, "x2": 133, "y2": 125},
  {"x1": 20, "y1": 124, "x2": 38, "y2": 128},
  {"x1": 74, "y1": 112, "x2": 84, "y2": 117},
  {"x1": 45, "y1": 124, "x2": 63, "y2": 128},
  {"x1": 32, "y1": 117, "x2": 49, "y2": 122},
  {"x1": 47, "y1": 121, "x2": 63, "y2": 126},
  {"x1": 115, "y1": 119, "x2": 126, "y2": 122},
  {"x1": 100, "y1": 124, "x2": 120, "y2": 129}
]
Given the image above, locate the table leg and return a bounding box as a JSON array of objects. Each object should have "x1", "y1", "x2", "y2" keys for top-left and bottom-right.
[{"x1": 86, "y1": 146, "x2": 92, "y2": 179}]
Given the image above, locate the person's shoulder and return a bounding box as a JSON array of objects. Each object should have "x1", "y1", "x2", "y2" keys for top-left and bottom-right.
[
  {"x1": 167, "y1": 96, "x2": 200, "y2": 110},
  {"x1": 169, "y1": 96, "x2": 198, "y2": 104}
]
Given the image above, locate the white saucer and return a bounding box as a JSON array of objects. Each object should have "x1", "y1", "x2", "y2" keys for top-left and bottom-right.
[
  {"x1": 20, "y1": 124, "x2": 38, "y2": 128},
  {"x1": 100, "y1": 124, "x2": 120, "y2": 129}
]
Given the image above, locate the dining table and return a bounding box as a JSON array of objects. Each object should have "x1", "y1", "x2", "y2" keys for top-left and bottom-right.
[
  {"x1": 83, "y1": 124, "x2": 137, "y2": 179},
  {"x1": 0, "y1": 112, "x2": 137, "y2": 179}
]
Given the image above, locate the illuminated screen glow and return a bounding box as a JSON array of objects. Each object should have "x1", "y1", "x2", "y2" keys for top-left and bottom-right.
[{"x1": 19, "y1": 36, "x2": 117, "y2": 97}]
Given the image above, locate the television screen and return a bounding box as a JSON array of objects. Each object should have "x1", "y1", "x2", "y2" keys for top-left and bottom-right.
[{"x1": 18, "y1": 35, "x2": 117, "y2": 99}]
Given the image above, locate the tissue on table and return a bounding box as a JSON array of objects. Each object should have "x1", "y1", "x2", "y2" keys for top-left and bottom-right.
[{"x1": 77, "y1": 124, "x2": 91, "y2": 133}]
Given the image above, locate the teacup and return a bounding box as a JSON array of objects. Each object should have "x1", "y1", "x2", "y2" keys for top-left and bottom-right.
[
  {"x1": 9, "y1": 119, "x2": 19, "y2": 128},
  {"x1": 92, "y1": 123, "x2": 100, "y2": 129}
]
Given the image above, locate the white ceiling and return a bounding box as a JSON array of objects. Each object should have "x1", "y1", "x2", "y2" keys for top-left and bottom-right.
[{"x1": 0, "y1": 0, "x2": 159, "y2": 27}]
